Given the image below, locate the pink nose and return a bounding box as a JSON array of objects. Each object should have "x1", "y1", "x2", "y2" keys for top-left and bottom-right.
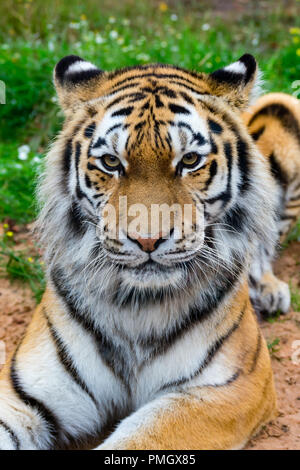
[
  {"x1": 128, "y1": 232, "x2": 165, "y2": 253},
  {"x1": 135, "y1": 236, "x2": 161, "y2": 253}
]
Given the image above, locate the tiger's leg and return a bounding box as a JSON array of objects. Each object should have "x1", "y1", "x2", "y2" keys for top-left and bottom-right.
[
  {"x1": 96, "y1": 361, "x2": 276, "y2": 450},
  {"x1": 96, "y1": 295, "x2": 276, "y2": 450},
  {"x1": 244, "y1": 93, "x2": 300, "y2": 316},
  {"x1": 0, "y1": 289, "x2": 121, "y2": 449}
]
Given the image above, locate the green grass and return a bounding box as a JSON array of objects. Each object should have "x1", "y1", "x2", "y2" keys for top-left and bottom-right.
[
  {"x1": 267, "y1": 337, "x2": 280, "y2": 357},
  {"x1": 291, "y1": 284, "x2": 300, "y2": 312},
  {"x1": 0, "y1": 0, "x2": 300, "y2": 223},
  {"x1": 0, "y1": 233, "x2": 45, "y2": 303}
]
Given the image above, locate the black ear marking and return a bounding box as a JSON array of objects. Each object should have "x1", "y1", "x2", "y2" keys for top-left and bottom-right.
[
  {"x1": 238, "y1": 54, "x2": 257, "y2": 82},
  {"x1": 55, "y1": 55, "x2": 103, "y2": 86},
  {"x1": 210, "y1": 54, "x2": 257, "y2": 86}
]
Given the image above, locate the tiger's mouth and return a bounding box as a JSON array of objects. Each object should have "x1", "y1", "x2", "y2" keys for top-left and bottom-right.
[
  {"x1": 125, "y1": 259, "x2": 175, "y2": 273},
  {"x1": 118, "y1": 259, "x2": 185, "y2": 289}
]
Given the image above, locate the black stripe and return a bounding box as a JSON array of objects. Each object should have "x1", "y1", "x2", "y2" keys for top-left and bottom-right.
[
  {"x1": 50, "y1": 267, "x2": 132, "y2": 394},
  {"x1": 170, "y1": 80, "x2": 209, "y2": 96},
  {"x1": 168, "y1": 103, "x2": 190, "y2": 115},
  {"x1": 87, "y1": 162, "x2": 100, "y2": 171},
  {"x1": 106, "y1": 123, "x2": 122, "y2": 135},
  {"x1": 139, "y1": 259, "x2": 244, "y2": 356},
  {"x1": 10, "y1": 351, "x2": 60, "y2": 445},
  {"x1": 109, "y1": 69, "x2": 203, "y2": 90},
  {"x1": 111, "y1": 106, "x2": 133, "y2": 117},
  {"x1": 85, "y1": 174, "x2": 92, "y2": 188},
  {"x1": 236, "y1": 136, "x2": 251, "y2": 193},
  {"x1": 43, "y1": 309, "x2": 98, "y2": 406},
  {"x1": 0, "y1": 419, "x2": 20, "y2": 450},
  {"x1": 84, "y1": 122, "x2": 96, "y2": 138},
  {"x1": 179, "y1": 91, "x2": 193, "y2": 104},
  {"x1": 159, "y1": 305, "x2": 246, "y2": 391},
  {"x1": 75, "y1": 142, "x2": 84, "y2": 199},
  {"x1": 251, "y1": 125, "x2": 265, "y2": 141},
  {"x1": 221, "y1": 204, "x2": 248, "y2": 234},
  {"x1": 208, "y1": 119, "x2": 223, "y2": 134},
  {"x1": 269, "y1": 153, "x2": 288, "y2": 187},
  {"x1": 204, "y1": 159, "x2": 218, "y2": 190},
  {"x1": 62, "y1": 139, "x2": 72, "y2": 182},
  {"x1": 249, "y1": 329, "x2": 262, "y2": 373},
  {"x1": 206, "y1": 141, "x2": 232, "y2": 205},
  {"x1": 92, "y1": 137, "x2": 107, "y2": 149},
  {"x1": 209, "y1": 370, "x2": 241, "y2": 387},
  {"x1": 107, "y1": 82, "x2": 141, "y2": 96},
  {"x1": 248, "y1": 103, "x2": 300, "y2": 145},
  {"x1": 66, "y1": 200, "x2": 87, "y2": 237}
]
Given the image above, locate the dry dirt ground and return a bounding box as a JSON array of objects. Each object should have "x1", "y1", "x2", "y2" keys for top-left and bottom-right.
[{"x1": 0, "y1": 228, "x2": 299, "y2": 450}]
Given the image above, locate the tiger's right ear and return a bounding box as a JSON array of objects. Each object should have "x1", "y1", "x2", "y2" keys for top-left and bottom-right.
[{"x1": 54, "y1": 55, "x2": 105, "y2": 112}]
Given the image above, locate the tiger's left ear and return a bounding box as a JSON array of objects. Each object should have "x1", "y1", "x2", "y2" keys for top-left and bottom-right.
[
  {"x1": 208, "y1": 54, "x2": 262, "y2": 110},
  {"x1": 54, "y1": 55, "x2": 106, "y2": 112}
]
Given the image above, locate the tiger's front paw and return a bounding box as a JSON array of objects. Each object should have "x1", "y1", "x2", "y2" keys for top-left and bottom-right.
[{"x1": 249, "y1": 272, "x2": 290, "y2": 317}]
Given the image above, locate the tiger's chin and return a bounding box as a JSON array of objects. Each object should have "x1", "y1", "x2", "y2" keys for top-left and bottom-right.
[{"x1": 119, "y1": 260, "x2": 185, "y2": 290}]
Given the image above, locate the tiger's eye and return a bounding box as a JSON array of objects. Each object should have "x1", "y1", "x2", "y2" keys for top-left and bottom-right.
[
  {"x1": 102, "y1": 154, "x2": 121, "y2": 169},
  {"x1": 181, "y1": 152, "x2": 200, "y2": 167}
]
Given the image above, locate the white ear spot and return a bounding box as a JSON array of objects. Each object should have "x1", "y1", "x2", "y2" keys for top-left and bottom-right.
[
  {"x1": 224, "y1": 61, "x2": 247, "y2": 75},
  {"x1": 66, "y1": 61, "x2": 98, "y2": 75}
]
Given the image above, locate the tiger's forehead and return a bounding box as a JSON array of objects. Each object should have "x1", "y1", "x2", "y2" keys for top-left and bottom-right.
[
  {"x1": 87, "y1": 70, "x2": 213, "y2": 163},
  {"x1": 99, "y1": 64, "x2": 211, "y2": 97}
]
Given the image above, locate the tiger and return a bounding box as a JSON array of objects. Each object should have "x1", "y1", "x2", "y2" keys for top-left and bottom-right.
[{"x1": 0, "y1": 53, "x2": 299, "y2": 450}]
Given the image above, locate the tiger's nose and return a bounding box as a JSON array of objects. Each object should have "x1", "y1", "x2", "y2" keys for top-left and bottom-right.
[{"x1": 129, "y1": 233, "x2": 166, "y2": 253}]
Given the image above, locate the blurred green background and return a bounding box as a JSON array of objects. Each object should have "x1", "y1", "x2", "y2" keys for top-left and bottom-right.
[{"x1": 0, "y1": 0, "x2": 300, "y2": 223}]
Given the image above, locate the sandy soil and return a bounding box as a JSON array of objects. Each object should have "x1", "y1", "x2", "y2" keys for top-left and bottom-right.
[{"x1": 0, "y1": 228, "x2": 299, "y2": 450}]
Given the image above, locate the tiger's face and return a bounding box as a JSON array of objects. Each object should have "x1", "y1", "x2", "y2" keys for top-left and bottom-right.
[{"x1": 50, "y1": 54, "x2": 266, "y2": 291}]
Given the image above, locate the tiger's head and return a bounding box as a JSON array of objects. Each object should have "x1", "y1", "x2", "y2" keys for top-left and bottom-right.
[{"x1": 38, "y1": 54, "x2": 276, "y2": 301}]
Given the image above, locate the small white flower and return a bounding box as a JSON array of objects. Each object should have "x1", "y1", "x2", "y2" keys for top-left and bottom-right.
[
  {"x1": 95, "y1": 34, "x2": 105, "y2": 44},
  {"x1": 109, "y1": 30, "x2": 118, "y2": 40},
  {"x1": 252, "y1": 37, "x2": 259, "y2": 46},
  {"x1": 170, "y1": 14, "x2": 178, "y2": 21},
  {"x1": 18, "y1": 145, "x2": 30, "y2": 161},
  {"x1": 122, "y1": 18, "x2": 130, "y2": 26},
  {"x1": 32, "y1": 156, "x2": 41, "y2": 164},
  {"x1": 50, "y1": 96, "x2": 58, "y2": 103},
  {"x1": 109, "y1": 16, "x2": 116, "y2": 24},
  {"x1": 69, "y1": 22, "x2": 80, "y2": 30},
  {"x1": 136, "y1": 53, "x2": 150, "y2": 62},
  {"x1": 48, "y1": 41, "x2": 54, "y2": 51},
  {"x1": 14, "y1": 163, "x2": 22, "y2": 169},
  {"x1": 202, "y1": 23, "x2": 210, "y2": 31}
]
